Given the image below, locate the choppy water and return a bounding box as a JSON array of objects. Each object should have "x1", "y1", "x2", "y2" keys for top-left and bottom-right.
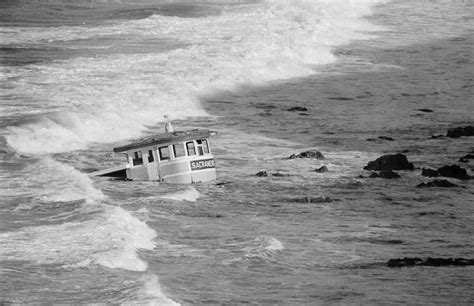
[{"x1": 1, "y1": 0, "x2": 473, "y2": 304}]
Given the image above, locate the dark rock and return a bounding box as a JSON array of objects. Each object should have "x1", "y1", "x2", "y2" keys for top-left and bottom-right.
[
  {"x1": 289, "y1": 151, "x2": 324, "y2": 159},
  {"x1": 367, "y1": 136, "x2": 395, "y2": 142},
  {"x1": 287, "y1": 106, "x2": 308, "y2": 112},
  {"x1": 421, "y1": 168, "x2": 438, "y2": 177},
  {"x1": 447, "y1": 126, "x2": 474, "y2": 138},
  {"x1": 378, "y1": 136, "x2": 394, "y2": 141},
  {"x1": 437, "y1": 165, "x2": 470, "y2": 180},
  {"x1": 256, "y1": 171, "x2": 268, "y2": 177},
  {"x1": 272, "y1": 172, "x2": 290, "y2": 177},
  {"x1": 379, "y1": 170, "x2": 401, "y2": 179},
  {"x1": 315, "y1": 166, "x2": 328, "y2": 173},
  {"x1": 416, "y1": 108, "x2": 434, "y2": 113},
  {"x1": 431, "y1": 134, "x2": 445, "y2": 139},
  {"x1": 416, "y1": 179, "x2": 459, "y2": 188},
  {"x1": 364, "y1": 154, "x2": 414, "y2": 171},
  {"x1": 387, "y1": 257, "x2": 474, "y2": 268},
  {"x1": 289, "y1": 196, "x2": 339, "y2": 203},
  {"x1": 387, "y1": 257, "x2": 422, "y2": 267},
  {"x1": 369, "y1": 170, "x2": 400, "y2": 179},
  {"x1": 459, "y1": 154, "x2": 474, "y2": 163}
]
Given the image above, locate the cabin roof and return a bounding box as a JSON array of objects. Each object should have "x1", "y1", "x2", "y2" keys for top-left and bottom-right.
[{"x1": 113, "y1": 129, "x2": 214, "y2": 153}]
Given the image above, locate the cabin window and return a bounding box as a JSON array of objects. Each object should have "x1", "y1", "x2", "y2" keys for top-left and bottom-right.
[
  {"x1": 132, "y1": 151, "x2": 143, "y2": 166},
  {"x1": 148, "y1": 150, "x2": 154, "y2": 163},
  {"x1": 159, "y1": 146, "x2": 170, "y2": 161},
  {"x1": 196, "y1": 139, "x2": 209, "y2": 155},
  {"x1": 173, "y1": 143, "x2": 186, "y2": 158},
  {"x1": 186, "y1": 141, "x2": 196, "y2": 156}
]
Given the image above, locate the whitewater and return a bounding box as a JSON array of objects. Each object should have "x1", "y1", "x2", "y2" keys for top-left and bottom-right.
[{"x1": 1, "y1": 0, "x2": 473, "y2": 304}]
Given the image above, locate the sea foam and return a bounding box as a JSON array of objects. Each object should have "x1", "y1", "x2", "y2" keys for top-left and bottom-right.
[
  {"x1": 4, "y1": 0, "x2": 385, "y2": 155},
  {"x1": 134, "y1": 274, "x2": 180, "y2": 306},
  {"x1": 0, "y1": 204, "x2": 157, "y2": 272},
  {"x1": 160, "y1": 187, "x2": 201, "y2": 202}
]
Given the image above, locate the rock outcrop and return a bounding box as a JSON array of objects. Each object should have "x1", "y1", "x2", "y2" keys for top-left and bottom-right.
[
  {"x1": 447, "y1": 126, "x2": 474, "y2": 138},
  {"x1": 437, "y1": 164, "x2": 470, "y2": 180},
  {"x1": 369, "y1": 170, "x2": 401, "y2": 179},
  {"x1": 416, "y1": 179, "x2": 459, "y2": 188},
  {"x1": 421, "y1": 168, "x2": 438, "y2": 177},
  {"x1": 289, "y1": 151, "x2": 324, "y2": 159},
  {"x1": 364, "y1": 154, "x2": 414, "y2": 171},
  {"x1": 421, "y1": 165, "x2": 470, "y2": 180}
]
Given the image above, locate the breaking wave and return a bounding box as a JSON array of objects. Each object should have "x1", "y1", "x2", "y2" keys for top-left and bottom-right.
[
  {"x1": 0, "y1": 205, "x2": 157, "y2": 271},
  {"x1": 3, "y1": 0, "x2": 386, "y2": 154}
]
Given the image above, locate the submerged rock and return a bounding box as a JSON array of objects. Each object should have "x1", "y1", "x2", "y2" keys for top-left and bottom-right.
[
  {"x1": 437, "y1": 164, "x2": 470, "y2": 180},
  {"x1": 416, "y1": 180, "x2": 459, "y2": 188},
  {"x1": 367, "y1": 136, "x2": 395, "y2": 142},
  {"x1": 369, "y1": 170, "x2": 400, "y2": 179},
  {"x1": 256, "y1": 170, "x2": 290, "y2": 177},
  {"x1": 447, "y1": 126, "x2": 474, "y2": 138},
  {"x1": 287, "y1": 106, "x2": 308, "y2": 112},
  {"x1": 379, "y1": 136, "x2": 395, "y2": 141},
  {"x1": 387, "y1": 257, "x2": 474, "y2": 268},
  {"x1": 459, "y1": 154, "x2": 474, "y2": 163},
  {"x1": 272, "y1": 172, "x2": 290, "y2": 177},
  {"x1": 421, "y1": 168, "x2": 439, "y2": 177},
  {"x1": 364, "y1": 153, "x2": 414, "y2": 171},
  {"x1": 315, "y1": 166, "x2": 328, "y2": 173},
  {"x1": 289, "y1": 151, "x2": 324, "y2": 159},
  {"x1": 289, "y1": 196, "x2": 339, "y2": 203},
  {"x1": 416, "y1": 108, "x2": 434, "y2": 113}
]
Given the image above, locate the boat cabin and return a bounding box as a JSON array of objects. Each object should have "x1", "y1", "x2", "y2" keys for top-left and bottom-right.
[{"x1": 92, "y1": 129, "x2": 217, "y2": 183}]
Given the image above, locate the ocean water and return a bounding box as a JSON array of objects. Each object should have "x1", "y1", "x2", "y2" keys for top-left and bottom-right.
[{"x1": 1, "y1": 0, "x2": 473, "y2": 304}]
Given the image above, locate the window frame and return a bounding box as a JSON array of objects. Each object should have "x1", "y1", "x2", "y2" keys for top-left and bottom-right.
[
  {"x1": 196, "y1": 139, "x2": 209, "y2": 155},
  {"x1": 132, "y1": 151, "x2": 143, "y2": 166},
  {"x1": 186, "y1": 141, "x2": 196, "y2": 156},
  {"x1": 173, "y1": 143, "x2": 186, "y2": 159},
  {"x1": 158, "y1": 146, "x2": 171, "y2": 161},
  {"x1": 148, "y1": 149, "x2": 155, "y2": 163}
]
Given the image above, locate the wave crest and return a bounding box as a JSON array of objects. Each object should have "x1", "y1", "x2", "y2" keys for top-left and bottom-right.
[{"x1": 5, "y1": 0, "x2": 385, "y2": 154}]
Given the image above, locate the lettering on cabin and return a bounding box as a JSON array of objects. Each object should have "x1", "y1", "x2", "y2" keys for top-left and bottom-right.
[{"x1": 190, "y1": 159, "x2": 215, "y2": 171}]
